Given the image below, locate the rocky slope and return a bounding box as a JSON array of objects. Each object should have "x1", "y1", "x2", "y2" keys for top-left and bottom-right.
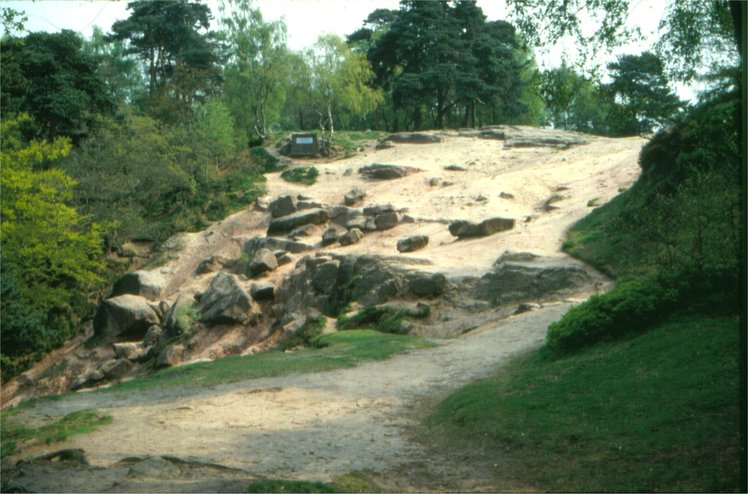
[{"x1": 1, "y1": 126, "x2": 644, "y2": 491}]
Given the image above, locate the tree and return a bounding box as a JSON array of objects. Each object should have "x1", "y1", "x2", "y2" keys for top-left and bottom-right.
[
  {"x1": 0, "y1": 30, "x2": 114, "y2": 142},
  {"x1": 1, "y1": 114, "x2": 106, "y2": 375},
  {"x1": 541, "y1": 64, "x2": 608, "y2": 133},
  {"x1": 220, "y1": 0, "x2": 290, "y2": 141},
  {"x1": 307, "y1": 34, "x2": 382, "y2": 140},
  {"x1": 605, "y1": 52, "x2": 683, "y2": 136},
  {"x1": 84, "y1": 26, "x2": 146, "y2": 108},
  {"x1": 107, "y1": 0, "x2": 222, "y2": 121}
]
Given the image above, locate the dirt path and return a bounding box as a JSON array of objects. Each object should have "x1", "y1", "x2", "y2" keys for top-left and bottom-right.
[{"x1": 12, "y1": 302, "x2": 572, "y2": 491}]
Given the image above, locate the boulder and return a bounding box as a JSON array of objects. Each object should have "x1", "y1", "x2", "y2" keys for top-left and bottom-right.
[
  {"x1": 164, "y1": 293, "x2": 196, "y2": 334},
  {"x1": 311, "y1": 260, "x2": 340, "y2": 294},
  {"x1": 248, "y1": 248, "x2": 278, "y2": 277},
  {"x1": 195, "y1": 255, "x2": 237, "y2": 275},
  {"x1": 142, "y1": 325, "x2": 162, "y2": 346},
  {"x1": 267, "y1": 208, "x2": 329, "y2": 235},
  {"x1": 397, "y1": 235, "x2": 429, "y2": 253},
  {"x1": 250, "y1": 282, "x2": 275, "y2": 301},
  {"x1": 495, "y1": 251, "x2": 539, "y2": 264},
  {"x1": 93, "y1": 294, "x2": 160, "y2": 340},
  {"x1": 195, "y1": 272, "x2": 258, "y2": 325},
  {"x1": 288, "y1": 224, "x2": 317, "y2": 241},
  {"x1": 112, "y1": 342, "x2": 146, "y2": 361},
  {"x1": 321, "y1": 227, "x2": 340, "y2": 246},
  {"x1": 243, "y1": 236, "x2": 313, "y2": 254},
  {"x1": 364, "y1": 204, "x2": 395, "y2": 216},
  {"x1": 444, "y1": 164, "x2": 467, "y2": 172},
  {"x1": 375, "y1": 212, "x2": 400, "y2": 230},
  {"x1": 344, "y1": 188, "x2": 366, "y2": 206},
  {"x1": 70, "y1": 369, "x2": 105, "y2": 391},
  {"x1": 269, "y1": 195, "x2": 298, "y2": 218},
  {"x1": 500, "y1": 191, "x2": 515, "y2": 199},
  {"x1": 474, "y1": 260, "x2": 592, "y2": 305},
  {"x1": 100, "y1": 358, "x2": 134, "y2": 379},
  {"x1": 383, "y1": 132, "x2": 442, "y2": 144},
  {"x1": 156, "y1": 344, "x2": 185, "y2": 368},
  {"x1": 110, "y1": 271, "x2": 164, "y2": 301},
  {"x1": 359, "y1": 164, "x2": 420, "y2": 180},
  {"x1": 275, "y1": 251, "x2": 293, "y2": 266},
  {"x1": 448, "y1": 217, "x2": 515, "y2": 238},
  {"x1": 345, "y1": 217, "x2": 368, "y2": 230},
  {"x1": 407, "y1": 273, "x2": 447, "y2": 298},
  {"x1": 327, "y1": 206, "x2": 362, "y2": 226},
  {"x1": 339, "y1": 228, "x2": 364, "y2": 246}
]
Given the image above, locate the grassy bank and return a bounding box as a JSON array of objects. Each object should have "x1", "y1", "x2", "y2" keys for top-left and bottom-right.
[
  {"x1": 425, "y1": 315, "x2": 741, "y2": 491},
  {"x1": 98, "y1": 330, "x2": 434, "y2": 395}
]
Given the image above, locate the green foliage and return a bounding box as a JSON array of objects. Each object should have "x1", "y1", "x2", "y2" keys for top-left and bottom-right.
[
  {"x1": 250, "y1": 146, "x2": 283, "y2": 172},
  {"x1": 1, "y1": 408, "x2": 112, "y2": 458},
  {"x1": 541, "y1": 63, "x2": 609, "y2": 133},
  {"x1": 280, "y1": 166, "x2": 319, "y2": 185},
  {"x1": 64, "y1": 113, "x2": 265, "y2": 244},
  {"x1": 1, "y1": 115, "x2": 106, "y2": 377},
  {"x1": 605, "y1": 51, "x2": 683, "y2": 136},
  {"x1": 427, "y1": 315, "x2": 740, "y2": 491},
  {"x1": 0, "y1": 30, "x2": 114, "y2": 142},
  {"x1": 337, "y1": 304, "x2": 429, "y2": 334},
  {"x1": 546, "y1": 278, "x2": 678, "y2": 353},
  {"x1": 247, "y1": 479, "x2": 341, "y2": 493},
  {"x1": 276, "y1": 316, "x2": 327, "y2": 351}
]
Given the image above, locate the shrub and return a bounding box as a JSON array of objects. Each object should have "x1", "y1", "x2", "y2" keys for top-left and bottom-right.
[
  {"x1": 249, "y1": 146, "x2": 282, "y2": 172},
  {"x1": 281, "y1": 166, "x2": 319, "y2": 185},
  {"x1": 546, "y1": 277, "x2": 679, "y2": 354},
  {"x1": 337, "y1": 304, "x2": 429, "y2": 334}
]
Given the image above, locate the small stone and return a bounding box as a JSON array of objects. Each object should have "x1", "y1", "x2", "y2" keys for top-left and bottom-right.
[
  {"x1": 344, "y1": 188, "x2": 366, "y2": 206},
  {"x1": 375, "y1": 212, "x2": 400, "y2": 230},
  {"x1": 250, "y1": 282, "x2": 275, "y2": 301},
  {"x1": 397, "y1": 235, "x2": 429, "y2": 253},
  {"x1": 321, "y1": 227, "x2": 339, "y2": 246}
]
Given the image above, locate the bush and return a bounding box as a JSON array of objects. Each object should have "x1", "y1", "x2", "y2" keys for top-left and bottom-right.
[
  {"x1": 546, "y1": 277, "x2": 679, "y2": 354},
  {"x1": 249, "y1": 146, "x2": 282, "y2": 172},
  {"x1": 280, "y1": 166, "x2": 319, "y2": 185},
  {"x1": 337, "y1": 304, "x2": 429, "y2": 334}
]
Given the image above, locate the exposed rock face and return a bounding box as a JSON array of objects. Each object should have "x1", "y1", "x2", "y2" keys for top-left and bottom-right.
[
  {"x1": 474, "y1": 259, "x2": 592, "y2": 305},
  {"x1": 449, "y1": 217, "x2": 515, "y2": 238},
  {"x1": 397, "y1": 235, "x2": 429, "y2": 253},
  {"x1": 275, "y1": 254, "x2": 447, "y2": 318},
  {"x1": 359, "y1": 164, "x2": 421, "y2": 180},
  {"x1": 375, "y1": 212, "x2": 400, "y2": 230},
  {"x1": 243, "y1": 236, "x2": 313, "y2": 254},
  {"x1": 383, "y1": 132, "x2": 442, "y2": 144},
  {"x1": 269, "y1": 195, "x2": 298, "y2": 218},
  {"x1": 195, "y1": 255, "x2": 238, "y2": 275},
  {"x1": 267, "y1": 208, "x2": 329, "y2": 235},
  {"x1": 94, "y1": 294, "x2": 161, "y2": 340},
  {"x1": 321, "y1": 227, "x2": 339, "y2": 246},
  {"x1": 195, "y1": 272, "x2": 258, "y2": 325},
  {"x1": 339, "y1": 228, "x2": 364, "y2": 246},
  {"x1": 164, "y1": 293, "x2": 195, "y2": 334},
  {"x1": 156, "y1": 344, "x2": 184, "y2": 368},
  {"x1": 110, "y1": 271, "x2": 164, "y2": 301},
  {"x1": 250, "y1": 282, "x2": 275, "y2": 301},
  {"x1": 248, "y1": 248, "x2": 278, "y2": 277},
  {"x1": 344, "y1": 188, "x2": 366, "y2": 206}
]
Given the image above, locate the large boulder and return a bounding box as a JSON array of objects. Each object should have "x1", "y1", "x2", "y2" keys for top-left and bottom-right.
[
  {"x1": 195, "y1": 272, "x2": 258, "y2": 325},
  {"x1": 397, "y1": 235, "x2": 429, "y2": 253},
  {"x1": 269, "y1": 195, "x2": 298, "y2": 218},
  {"x1": 248, "y1": 248, "x2": 278, "y2": 277},
  {"x1": 383, "y1": 132, "x2": 442, "y2": 144},
  {"x1": 359, "y1": 164, "x2": 420, "y2": 180},
  {"x1": 93, "y1": 294, "x2": 160, "y2": 340},
  {"x1": 449, "y1": 217, "x2": 515, "y2": 238},
  {"x1": 243, "y1": 236, "x2": 313, "y2": 254},
  {"x1": 110, "y1": 271, "x2": 164, "y2": 301},
  {"x1": 474, "y1": 259, "x2": 592, "y2": 305},
  {"x1": 267, "y1": 208, "x2": 329, "y2": 235},
  {"x1": 164, "y1": 293, "x2": 196, "y2": 334},
  {"x1": 375, "y1": 212, "x2": 400, "y2": 231}
]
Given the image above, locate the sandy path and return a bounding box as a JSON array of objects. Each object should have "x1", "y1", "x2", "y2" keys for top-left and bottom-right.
[{"x1": 21, "y1": 302, "x2": 571, "y2": 484}]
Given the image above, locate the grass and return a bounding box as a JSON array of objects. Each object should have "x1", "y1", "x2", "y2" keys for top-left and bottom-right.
[
  {"x1": 1, "y1": 408, "x2": 112, "y2": 459},
  {"x1": 246, "y1": 471, "x2": 381, "y2": 493},
  {"x1": 280, "y1": 166, "x2": 319, "y2": 185},
  {"x1": 94, "y1": 330, "x2": 434, "y2": 396},
  {"x1": 425, "y1": 315, "x2": 741, "y2": 492}
]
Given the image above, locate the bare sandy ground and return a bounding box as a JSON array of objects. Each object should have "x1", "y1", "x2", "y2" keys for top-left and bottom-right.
[{"x1": 2, "y1": 129, "x2": 645, "y2": 491}]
